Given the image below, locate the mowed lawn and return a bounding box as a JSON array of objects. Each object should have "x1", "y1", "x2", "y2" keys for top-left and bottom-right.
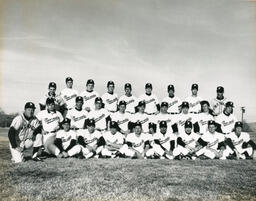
[{"x1": 1, "y1": 128, "x2": 256, "y2": 201}]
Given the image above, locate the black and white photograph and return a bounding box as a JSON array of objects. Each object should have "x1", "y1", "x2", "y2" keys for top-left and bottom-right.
[{"x1": 0, "y1": 0, "x2": 256, "y2": 200}]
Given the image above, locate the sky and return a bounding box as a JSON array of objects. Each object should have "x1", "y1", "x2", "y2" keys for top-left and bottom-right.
[{"x1": 0, "y1": 0, "x2": 255, "y2": 122}]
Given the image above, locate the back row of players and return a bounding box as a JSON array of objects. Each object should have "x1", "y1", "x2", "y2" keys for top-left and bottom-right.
[{"x1": 8, "y1": 77, "x2": 256, "y2": 162}]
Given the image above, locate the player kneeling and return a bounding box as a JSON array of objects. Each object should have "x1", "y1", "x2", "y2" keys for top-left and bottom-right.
[
  {"x1": 195, "y1": 120, "x2": 226, "y2": 159},
  {"x1": 101, "y1": 121, "x2": 125, "y2": 158},
  {"x1": 173, "y1": 121, "x2": 200, "y2": 160},
  {"x1": 54, "y1": 118, "x2": 81, "y2": 158},
  {"x1": 225, "y1": 121, "x2": 256, "y2": 159},
  {"x1": 119, "y1": 121, "x2": 151, "y2": 159},
  {"x1": 77, "y1": 119, "x2": 104, "y2": 159}
]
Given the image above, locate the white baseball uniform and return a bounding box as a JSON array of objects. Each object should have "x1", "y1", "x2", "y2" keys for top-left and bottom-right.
[
  {"x1": 185, "y1": 95, "x2": 202, "y2": 113},
  {"x1": 60, "y1": 88, "x2": 78, "y2": 110},
  {"x1": 172, "y1": 113, "x2": 196, "y2": 133},
  {"x1": 110, "y1": 111, "x2": 131, "y2": 132},
  {"x1": 101, "y1": 92, "x2": 118, "y2": 112},
  {"x1": 194, "y1": 113, "x2": 214, "y2": 134},
  {"x1": 130, "y1": 112, "x2": 152, "y2": 133},
  {"x1": 87, "y1": 108, "x2": 110, "y2": 131},
  {"x1": 39, "y1": 93, "x2": 66, "y2": 111},
  {"x1": 215, "y1": 113, "x2": 238, "y2": 134},
  {"x1": 101, "y1": 131, "x2": 125, "y2": 156},
  {"x1": 211, "y1": 97, "x2": 228, "y2": 116},
  {"x1": 162, "y1": 96, "x2": 182, "y2": 114},
  {"x1": 79, "y1": 90, "x2": 99, "y2": 111},
  {"x1": 153, "y1": 113, "x2": 174, "y2": 133},
  {"x1": 66, "y1": 108, "x2": 88, "y2": 129},
  {"x1": 138, "y1": 94, "x2": 159, "y2": 114},
  {"x1": 118, "y1": 95, "x2": 137, "y2": 113}
]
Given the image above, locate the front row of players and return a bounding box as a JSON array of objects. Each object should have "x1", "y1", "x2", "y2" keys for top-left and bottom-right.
[{"x1": 8, "y1": 100, "x2": 256, "y2": 163}]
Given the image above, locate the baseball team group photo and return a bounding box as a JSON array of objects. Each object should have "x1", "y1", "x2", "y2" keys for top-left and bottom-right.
[{"x1": 1, "y1": 0, "x2": 256, "y2": 200}]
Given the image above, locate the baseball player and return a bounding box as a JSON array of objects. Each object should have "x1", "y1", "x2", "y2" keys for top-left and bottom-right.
[
  {"x1": 195, "y1": 120, "x2": 226, "y2": 159},
  {"x1": 54, "y1": 118, "x2": 81, "y2": 158},
  {"x1": 118, "y1": 83, "x2": 137, "y2": 114},
  {"x1": 137, "y1": 83, "x2": 160, "y2": 115},
  {"x1": 87, "y1": 97, "x2": 110, "y2": 132},
  {"x1": 66, "y1": 96, "x2": 89, "y2": 130},
  {"x1": 101, "y1": 121, "x2": 125, "y2": 158},
  {"x1": 77, "y1": 119, "x2": 105, "y2": 159},
  {"x1": 110, "y1": 101, "x2": 131, "y2": 134},
  {"x1": 60, "y1": 77, "x2": 78, "y2": 110},
  {"x1": 215, "y1": 101, "x2": 238, "y2": 135},
  {"x1": 148, "y1": 121, "x2": 175, "y2": 159},
  {"x1": 36, "y1": 98, "x2": 64, "y2": 156},
  {"x1": 173, "y1": 121, "x2": 200, "y2": 159},
  {"x1": 195, "y1": 100, "x2": 214, "y2": 135},
  {"x1": 101, "y1": 81, "x2": 118, "y2": 113},
  {"x1": 119, "y1": 121, "x2": 151, "y2": 158},
  {"x1": 130, "y1": 101, "x2": 151, "y2": 133},
  {"x1": 211, "y1": 86, "x2": 227, "y2": 116},
  {"x1": 8, "y1": 102, "x2": 43, "y2": 163},
  {"x1": 39, "y1": 82, "x2": 67, "y2": 116},
  {"x1": 80, "y1": 79, "x2": 99, "y2": 112},
  {"x1": 225, "y1": 122, "x2": 256, "y2": 159},
  {"x1": 162, "y1": 84, "x2": 182, "y2": 114},
  {"x1": 185, "y1": 84, "x2": 202, "y2": 114}
]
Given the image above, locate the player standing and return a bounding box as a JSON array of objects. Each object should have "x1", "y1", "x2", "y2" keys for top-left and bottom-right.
[
  {"x1": 60, "y1": 77, "x2": 78, "y2": 110},
  {"x1": 118, "y1": 83, "x2": 137, "y2": 114},
  {"x1": 162, "y1": 84, "x2": 181, "y2": 114},
  {"x1": 8, "y1": 102, "x2": 43, "y2": 163},
  {"x1": 211, "y1": 86, "x2": 227, "y2": 116},
  {"x1": 101, "y1": 81, "x2": 118, "y2": 113},
  {"x1": 80, "y1": 79, "x2": 99, "y2": 112},
  {"x1": 185, "y1": 84, "x2": 202, "y2": 114}
]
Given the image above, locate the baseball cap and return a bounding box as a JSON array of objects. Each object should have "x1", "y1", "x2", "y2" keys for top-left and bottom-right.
[
  {"x1": 161, "y1": 102, "x2": 168, "y2": 107},
  {"x1": 109, "y1": 121, "x2": 119, "y2": 129},
  {"x1": 191, "y1": 84, "x2": 198, "y2": 90},
  {"x1": 61, "y1": 118, "x2": 71, "y2": 125},
  {"x1": 48, "y1": 82, "x2": 57, "y2": 89},
  {"x1": 159, "y1": 121, "x2": 167, "y2": 128},
  {"x1": 86, "y1": 79, "x2": 94, "y2": 85},
  {"x1": 119, "y1": 100, "x2": 126, "y2": 106},
  {"x1": 87, "y1": 119, "x2": 95, "y2": 127},
  {"x1": 217, "y1": 86, "x2": 224, "y2": 93},
  {"x1": 124, "y1": 83, "x2": 132, "y2": 89},
  {"x1": 76, "y1": 96, "x2": 84, "y2": 102},
  {"x1": 185, "y1": 120, "x2": 193, "y2": 128},
  {"x1": 180, "y1": 101, "x2": 189, "y2": 108},
  {"x1": 200, "y1": 100, "x2": 210, "y2": 106},
  {"x1": 145, "y1": 83, "x2": 152, "y2": 89},
  {"x1": 66, "y1": 77, "x2": 73, "y2": 83},
  {"x1": 107, "y1": 81, "x2": 115, "y2": 87},
  {"x1": 225, "y1": 101, "x2": 234, "y2": 108},
  {"x1": 24, "y1": 102, "x2": 36, "y2": 109},
  {"x1": 134, "y1": 121, "x2": 142, "y2": 128},
  {"x1": 46, "y1": 98, "x2": 55, "y2": 105},
  {"x1": 95, "y1": 97, "x2": 103, "y2": 103},
  {"x1": 208, "y1": 120, "x2": 216, "y2": 126},
  {"x1": 168, "y1": 84, "x2": 175, "y2": 91},
  {"x1": 234, "y1": 121, "x2": 243, "y2": 128},
  {"x1": 138, "y1": 101, "x2": 146, "y2": 107}
]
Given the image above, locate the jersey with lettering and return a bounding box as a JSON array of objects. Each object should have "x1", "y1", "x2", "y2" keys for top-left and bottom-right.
[
  {"x1": 66, "y1": 108, "x2": 88, "y2": 129},
  {"x1": 138, "y1": 94, "x2": 159, "y2": 114},
  {"x1": 36, "y1": 110, "x2": 64, "y2": 132},
  {"x1": 211, "y1": 97, "x2": 228, "y2": 116},
  {"x1": 195, "y1": 113, "x2": 214, "y2": 134},
  {"x1": 11, "y1": 113, "x2": 40, "y2": 141},
  {"x1": 102, "y1": 131, "x2": 124, "y2": 145},
  {"x1": 162, "y1": 96, "x2": 182, "y2": 113},
  {"x1": 79, "y1": 90, "x2": 99, "y2": 110},
  {"x1": 110, "y1": 112, "x2": 131, "y2": 131},
  {"x1": 130, "y1": 112, "x2": 151, "y2": 133},
  {"x1": 118, "y1": 95, "x2": 137, "y2": 113},
  {"x1": 87, "y1": 108, "x2": 109, "y2": 130},
  {"x1": 153, "y1": 113, "x2": 174, "y2": 133},
  {"x1": 56, "y1": 129, "x2": 77, "y2": 149},
  {"x1": 39, "y1": 93, "x2": 66, "y2": 110},
  {"x1": 101, "y1": 92, "x2": 118, "y2": 112},
  {"x1": 185, "y1": 95, "x2": 202, "y2": 113},
  {"x1": 77, "y1": 129, "x2": 102, "y2": 147},
  {"x1": 152, "y1": 131, "x2": 176, "y2": 151},
  {"x1": 226, "y1": 132, "x2": 250, "y2": 152},
  {"x1": 125, "y1": 133, "x2": 146, "y2": 153},
  {"x1": 60, "y1": 88, "x2": 78, "y2": 110},
  {"x1": 172, "y1": 113, "x2": 196, "y2": 133},
  {"x1": 200, "y1": 131, "x2": 225, "y2": 150},
  {"x1": 178, "y1": 131, "x2": 200, "y2": 148},
  {"x1": 215, "y1": 113, "x2": 237, "y2": 134}
]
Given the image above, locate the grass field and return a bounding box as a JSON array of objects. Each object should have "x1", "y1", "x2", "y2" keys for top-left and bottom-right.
[{"x1": 1, "y1": 128, "x2": 256, "y2": 201}]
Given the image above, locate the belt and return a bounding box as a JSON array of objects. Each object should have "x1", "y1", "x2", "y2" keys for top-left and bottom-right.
[
  {"x1": 71, "y1": 128, "x2": 82, "y2": 130},
  {"x1": 223, "y1": 132, "x2": 230, "y2": 135},
  {"x1": 169, "y1": 112, "x2": 178, "y2": 115},
  {"x1": 145, "y1": 112, "x2": 155, "y2": 115},
  {"x1": 96, "y1": 128, "x2": 106, "y2": 132},
  {"x1": 190, "y1": 112, "x2": 199, "y2": 114},
  {"x1": 44, "y1": 131, "x2": 56, "y2": 135},
  {"x1": 108, "y1": 110, "x2": 117, "y2": 113}
]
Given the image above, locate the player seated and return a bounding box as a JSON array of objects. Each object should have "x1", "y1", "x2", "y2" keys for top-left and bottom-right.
[
  {"x1": 54, "y1": 118, "x2": 81, "y2": 158},
  {"x1": 77, "y1": 119, "x2": 105, "y2": 159},
  {"x1": 119, "y1": 121, "x2": 151, "y2": 159},
  {"x1": 195, "y1": 120, "x2": 226, "y2": 159},
  {"x1": 225, "y1": 121, "x2": 256, "y2": 159},
  {"x1": 8, "y1": 102, "x2": 43, "y2": 163},
  {"x1": 148, "y1": 121, "x2": 175, "y2": 159},
  {"x1": 173, "y1": 121, "x2": 200, "y2": 160},
  {"x1": 101, "y1": 121, "x2": 125, "y2": 158}
]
